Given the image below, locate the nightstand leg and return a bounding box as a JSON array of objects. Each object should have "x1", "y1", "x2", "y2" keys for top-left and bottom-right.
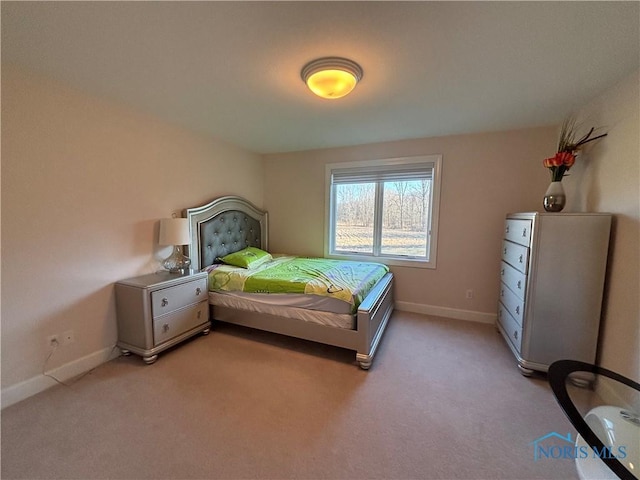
[
  {"x1": 143, "y1": 355, "x2": 158, "y2": 365},
  {"x1": 120, "y1": 349, "x2": 131, "y2": 356}
]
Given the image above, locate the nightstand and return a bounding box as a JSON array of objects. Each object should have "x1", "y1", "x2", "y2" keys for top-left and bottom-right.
[{"x1": 115, "y1": 270, "x2": 210, "y2": 364}]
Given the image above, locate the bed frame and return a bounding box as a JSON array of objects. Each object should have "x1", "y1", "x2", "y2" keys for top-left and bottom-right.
[{"x1": 184, "y1": 195, "x2": 394, "y2": 369}]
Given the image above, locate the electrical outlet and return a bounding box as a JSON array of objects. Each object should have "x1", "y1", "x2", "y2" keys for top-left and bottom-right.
[
  {"x1": 61, "y1": 330, "x2": 75, "y2": 346},
  {"x1": 47, "y1": 335, "x2": 60, "y2": 349},
  {"x1": 465, "y1": 289, "x2": 474, "y2": 299}
]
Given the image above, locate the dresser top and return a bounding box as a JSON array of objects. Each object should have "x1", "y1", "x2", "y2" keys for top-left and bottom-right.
[{"x1": 507, "y1": 211, "x2": 612, "y2": 218}]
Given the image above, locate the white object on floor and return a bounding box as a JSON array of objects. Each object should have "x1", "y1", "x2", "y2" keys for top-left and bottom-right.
[{"x1": 575, "y1": 405, "x2": 639, "y2": 480}]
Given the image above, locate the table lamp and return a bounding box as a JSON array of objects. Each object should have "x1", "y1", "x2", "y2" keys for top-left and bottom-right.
[{"x1": 158, "y1": 218, "x2": 191, "y2": 272}]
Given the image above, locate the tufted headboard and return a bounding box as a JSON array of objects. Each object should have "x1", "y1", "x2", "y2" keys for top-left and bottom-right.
[{"x1": 184, "y1": 196, "x2": 269, "y2": 271}]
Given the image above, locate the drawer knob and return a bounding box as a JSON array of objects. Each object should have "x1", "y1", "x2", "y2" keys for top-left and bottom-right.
[
  {"x1": 162, "y1": 323, "x2": 170, "y2": 333},
  {"x1": 161, "y1": 298, "x2": 169, "y2": 307},
  {"x1": 500, "y1": 268, "x2": 505, "y2": 276},
  {"x1": 515, "y1": 305, "x2": 520, "y2": 315},
  {"x1": 514, "y1": 330, "x2": 518, "y2": 340},
  {"x1": 500, "y1": 289, "x2": 504, "y2": 297},
  {"x1": 517, "y1": 280, "x2": 522, "y2": 289},
  {"x1": 522, "y1": 228, "x2": 527, "y2": 237},
  {"x1": 503, "y1": 247, "x2": 507, "y2": 255},
  {"x1": 505, "y1": 225, "x2": 510, "y2": 234},
  {"x1": 196, "y1": 287, "x2": 202, "y2": 295},
  {"x1": 518, "y1": 254, "x2": 524, "y2": 264}
]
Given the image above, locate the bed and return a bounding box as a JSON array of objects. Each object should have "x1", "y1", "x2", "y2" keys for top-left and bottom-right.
[{"x1": 184, "y1": 195, "x2": 394, "y2": 369}]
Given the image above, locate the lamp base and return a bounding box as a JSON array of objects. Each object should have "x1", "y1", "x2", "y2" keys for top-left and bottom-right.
[{"x1": 162, "y1": 245, "x2": 192, "y2": 273}]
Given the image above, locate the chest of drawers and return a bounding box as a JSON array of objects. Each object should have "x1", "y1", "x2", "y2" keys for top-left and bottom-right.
[
  {"x1": 115, "y1": 271, "x2": 210, "y2": 364},
  {"x1": 497, "y1": 212, "x2": 611, "y2": 375}
]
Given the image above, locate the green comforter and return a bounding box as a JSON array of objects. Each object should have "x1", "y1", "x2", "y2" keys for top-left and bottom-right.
[{"x1": 208, "y1": 256, "x2": 388, "y2": 313}]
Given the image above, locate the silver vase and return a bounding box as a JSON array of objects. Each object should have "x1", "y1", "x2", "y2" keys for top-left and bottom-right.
[{"x1": 543, "y1": 181, "x2": 566, "y2": 212}]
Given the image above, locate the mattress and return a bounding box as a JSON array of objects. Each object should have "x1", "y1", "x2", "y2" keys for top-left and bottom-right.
[
  {"x1": 210, "y1": 290, "x2": 352, "y2": 314},
  {"x1": 209, "y1": 291, "x2": 355, "y2": 329}
]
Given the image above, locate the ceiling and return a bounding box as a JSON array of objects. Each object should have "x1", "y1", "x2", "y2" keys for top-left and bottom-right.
[{"x1": 2, "y1": 2, "x2": 639, "y2": 154}]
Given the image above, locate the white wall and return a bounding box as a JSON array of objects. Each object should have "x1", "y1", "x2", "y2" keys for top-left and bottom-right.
[
  {"x1": 1, "y1": 66, "x2": 264, "y2": 403},
  {"x1": 263, "y1": 127, "x2": 557, "y2": 319},
  {"x1": 564, "y1": 70, "x2": 639, "y2": 381}
]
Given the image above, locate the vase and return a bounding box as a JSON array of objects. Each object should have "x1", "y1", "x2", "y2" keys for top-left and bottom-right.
[{"x1": 543, "y1": 181, "x2": 566, "y2": 212}]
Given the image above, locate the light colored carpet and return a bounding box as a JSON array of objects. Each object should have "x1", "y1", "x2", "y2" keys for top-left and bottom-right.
[{"x1": 1, "y1": 311, "x2": 578, "y2": 479}]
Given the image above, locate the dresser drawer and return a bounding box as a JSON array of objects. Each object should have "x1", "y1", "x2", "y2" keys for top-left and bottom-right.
[
  {"x1": 499, "y1": 281, "x2": 524, "y2": 326},
  {"x1": 504, "y1": 219, "x2": 532, "y2": 247},
  {"x1": 153, "y1": 302, "x2": 208, "y2": 345},
  {"x1": 499, "y1": 261, "x2": 527, "y2": 300},
  {"x1": 151, "y1": 277, "x2": 207, "y2": 317},
  {"x1": 501, "y1": 240, "x2": 529, "y2": 274},
  {"x1": 498, "y1": 302, "x2": 522, "y2": 352}
]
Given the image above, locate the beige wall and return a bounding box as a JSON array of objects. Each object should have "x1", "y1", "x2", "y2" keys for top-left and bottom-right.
[
  {"x1": 263, "y1": 127, "x2": 557, "y2": 318},
  {"x1": 1, "y1": 66, "x2": 264, "y2": 391},
  {"x1": 565, "y1": 71, "x2": 639, "y2": 380}
]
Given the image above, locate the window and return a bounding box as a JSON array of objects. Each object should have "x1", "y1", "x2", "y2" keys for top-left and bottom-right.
[{"x1": 325, "y1": 155, "x2": 442, "y2": 268}]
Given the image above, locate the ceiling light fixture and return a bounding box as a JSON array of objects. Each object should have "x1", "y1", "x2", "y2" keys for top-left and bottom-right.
[{"x1": 301, "y1": 57, "x2": 363, "y2": 100}]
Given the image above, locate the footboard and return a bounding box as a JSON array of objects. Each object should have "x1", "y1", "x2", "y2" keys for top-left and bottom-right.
[{"x1": 355, "y1": 272, "x2": 394, "y2": 369}]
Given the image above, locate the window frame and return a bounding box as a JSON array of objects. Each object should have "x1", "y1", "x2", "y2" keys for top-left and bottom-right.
[{"x1": 324, "y1": 155, "x2": 442, "y2": 269}]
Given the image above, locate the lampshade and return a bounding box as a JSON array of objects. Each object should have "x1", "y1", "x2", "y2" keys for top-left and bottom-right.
[
  {"x1": 158, "y1": 218, "x2": 190, "y2": 246},
  {"x1": 301, "y1": 57, "x2": 363, "y2": 99}
]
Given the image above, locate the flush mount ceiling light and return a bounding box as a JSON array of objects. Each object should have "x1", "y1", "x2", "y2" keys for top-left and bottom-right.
[{"x1": 301, "y1": 57, "x2": 363, "y2": 100}]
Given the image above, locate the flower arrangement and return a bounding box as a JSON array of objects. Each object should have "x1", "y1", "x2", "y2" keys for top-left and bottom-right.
[{"x1": 543, "y1": 116, "x2": 608, "y2": 182}]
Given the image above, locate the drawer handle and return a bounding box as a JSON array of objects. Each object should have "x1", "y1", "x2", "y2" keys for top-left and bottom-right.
[
  {"x1": 522, "y1": 228, "x2": 527, "y2": 237},
  {"x1": 517, "y1": 280, "x2": 522, "y2": 289},
  {"x1": 500, "y1": 268, "x2": 505, "y2": 276},
  {"x1": 196, "y1": 287, "x2": 202, "y2": 295},
  {"x1": 500, "y1": 289, "x2": 504, "y2": 297},
  {"x1": 162, "y1": 323, "x2": 170, "y2": 333},
  {"x1": 503, "y1": 247, "x2": 507, "y2": 255},
  {"x1": 518, "y1": 254, "x2": 524, "y2": 264},
  {"x1": 197, "y1": 310, "x2": 202, "y2": 319},
  {"x1": 514, "y1": 330, "x2": 518, "y2": 340},
  {"x1": 161, "y1": 298, "x2": 169, "y2": 307},
  {"x1": 515, "y1": 306, "x2": 520, "y2": 315},
  {"x1": 505, "y1": 225, "x2": 510, "y2": 234}
]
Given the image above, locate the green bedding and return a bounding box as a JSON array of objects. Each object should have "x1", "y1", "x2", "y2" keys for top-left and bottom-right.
[{"x1": 208, "y1": 256, "x2": 389, "y2": 313}]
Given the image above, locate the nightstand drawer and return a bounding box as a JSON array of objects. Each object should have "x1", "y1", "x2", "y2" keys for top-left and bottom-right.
[
  {"x1": 499, "y1": 281, "x2": 524, "y2": 326},
  {"x1": 501, "y1": 239, "x2": 529, "y2": 274},
  {"x1": 504, "y1": 219, "x2": 531, "y2": 247},
  {"x1": 498, "y1": 302, "x2": 522, "y2": 352},
  {"x1": 151, "y1": 277, "x2": 207, "y2": 317},
  {"x1": 153, "y1": 302, "x2": 208, "y2": 345},
  {"x1": 499, "y1": 261, "x2": 527, "y2": 300}
]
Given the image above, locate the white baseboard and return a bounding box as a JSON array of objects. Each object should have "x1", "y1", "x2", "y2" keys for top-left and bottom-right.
[
  {"x1": 2, "y1": 305, "x2": 494, "y2": 409},
  {"x1": 395, "y1": 301, "x2": 497, "y2": 324},
  {"x1": 1, "y1": 345, "x2": 120, "y2": 410}
]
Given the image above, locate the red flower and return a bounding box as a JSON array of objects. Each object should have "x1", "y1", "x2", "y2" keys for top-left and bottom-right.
[
  {"x1": 558, "y1": 151, "x2": 575, "y2": 167},
  {"x1": 543, "y1": 153, "x2": 567, "y2": 167}
]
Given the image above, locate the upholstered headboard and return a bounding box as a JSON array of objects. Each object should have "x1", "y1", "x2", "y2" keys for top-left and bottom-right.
[{"x1": 184, "y1": 196, "x2": 269, "y2": 270}]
